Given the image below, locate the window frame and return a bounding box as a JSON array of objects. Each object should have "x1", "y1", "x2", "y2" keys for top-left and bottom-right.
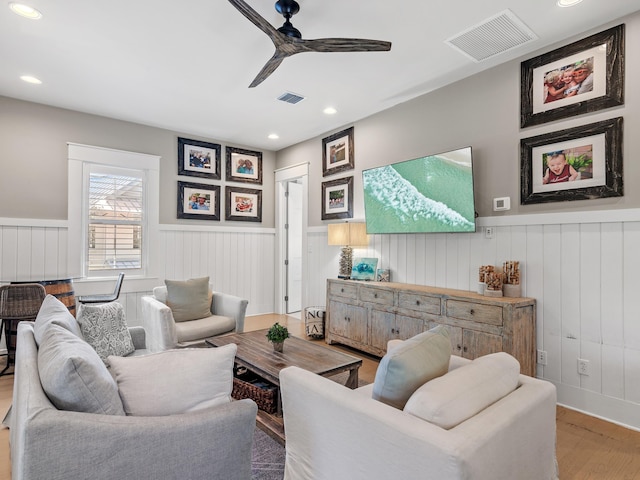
[{"x1": 68, "y1": 143, "x2": 160, "y2": 281}]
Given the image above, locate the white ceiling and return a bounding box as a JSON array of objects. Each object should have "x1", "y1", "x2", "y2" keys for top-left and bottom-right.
[{"x1": 1, "y1": 1, "x2": 638, "y2": 151}]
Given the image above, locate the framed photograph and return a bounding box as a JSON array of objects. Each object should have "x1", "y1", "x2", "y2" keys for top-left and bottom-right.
[
  {"x1": 322, "y1": 176, "x2": 353, "y2": 220},
  {"x1": 226, "y1": 146, "x2": 263, "y2": 184},
  {"x1": 177, "y1": 181, "x2": 221, "y2": 220},
  {"x1": 520, "y1": 117, "x2": 623, "y2": 205},
  {"x1": 178, "y1": 137, "x2": 221, "y2": 179},
  {"x1": 322, "y1": 127, "x2": 354, "y2": 177},
  {"x1": 351, "y1": 258, "x2": 378, "y2": 281},
  {"x1": 520, "y1": 24, "x2": 624, "y2": 128},
  {"x1": 225, "y1": 186, "x2": 262, "y2": 222}
]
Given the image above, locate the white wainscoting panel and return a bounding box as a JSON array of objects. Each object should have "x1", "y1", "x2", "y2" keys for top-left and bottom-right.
[
  {"x1": 0, "y1": 222, "x2": 277, "y2": 353},
  {"x1": 306, "y1": 217, "x2": 640, "y2": 431}
]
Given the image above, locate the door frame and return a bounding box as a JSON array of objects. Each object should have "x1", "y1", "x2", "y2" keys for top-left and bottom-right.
[{"x1": 275, "y1": 162, "x2": 309, "y2": 315}]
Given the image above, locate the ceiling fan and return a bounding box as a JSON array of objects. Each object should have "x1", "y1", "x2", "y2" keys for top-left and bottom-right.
[{"x1": 228, "y1": 0, "x2": 392, "y2": 87}]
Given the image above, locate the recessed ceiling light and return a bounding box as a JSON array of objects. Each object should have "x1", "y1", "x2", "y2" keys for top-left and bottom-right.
[
  {"x1": 20, "y1": 75, "x2": 42, "y2": 84},
  {"x1": 557, "y1": 0, "x2": 583, "y2": 7},
  {"x1": 323, "y1": 107, "x2": 337, "y2": 115},
  {"x1": 268, "y1": 133, "x2": 279, "y2": 140},
  {"x1": 9, "y1": 3, "x2": 42, "y2": 19}
]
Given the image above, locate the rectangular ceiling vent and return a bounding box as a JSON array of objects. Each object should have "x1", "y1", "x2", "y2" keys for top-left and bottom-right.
[
  {"x1": 445, "y1": 9, "x2": 538, "y2": 62},
  {"x1": 277, "y1": 91, "x2": 306, "y2": 105}
]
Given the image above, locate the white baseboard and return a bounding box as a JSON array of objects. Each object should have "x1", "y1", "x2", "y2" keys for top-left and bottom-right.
[{"x1": 553, "y1": 380, "x2": 640, "y2": 432}]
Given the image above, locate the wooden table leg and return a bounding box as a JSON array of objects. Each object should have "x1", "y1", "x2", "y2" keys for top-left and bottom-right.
[{"x1": 345, "y1": 366, "x2": 360, "y2": 389}]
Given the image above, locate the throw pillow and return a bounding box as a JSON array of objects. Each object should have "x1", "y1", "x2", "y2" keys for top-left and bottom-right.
[
  {"x1": 108, "y1": 343, "x2": 237, "y2": 416},
  {"x1": 34, "y1": 294, "x2": 83, "y2": 346},
  {"x1": 38, "y1": 323, "x2": 125, "y2": 415},
  {"x1": 404, "y1": 352, "x2": 520, "y2": 429},
  {"x1": 76, "y1": 302, "x2": 135, "y2": 362},
  {"x1": 372, "y1": 325, "x2": 451, "y2": 409},
  {"x1": 165, "y1": 277, "x2": 212, "y2": 322}
]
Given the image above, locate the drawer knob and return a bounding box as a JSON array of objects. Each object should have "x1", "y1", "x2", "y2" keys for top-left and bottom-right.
[
  {"x1": 374, "y1": 293, "x2": 378, "y2": 298},
  {"x1": 469, "y1": 309, "x2": 475, "y2": 315},
  {"x1": 457, "y1": 344, "x2": 462, "y2": 351},
  {"x1": 341, "y1": 288, "x2": 344, "y2": 293},
  {"x1": 463, "y1": 346, "x2": 468, "y2": 353},
  {"x1": 416, "y1": 300, "x2": 421, "y2": 305}
]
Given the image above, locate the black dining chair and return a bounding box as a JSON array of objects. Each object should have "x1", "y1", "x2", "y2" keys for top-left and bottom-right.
[{"x1": 77, "y1": 272, "x2": 125, "y2": 304}]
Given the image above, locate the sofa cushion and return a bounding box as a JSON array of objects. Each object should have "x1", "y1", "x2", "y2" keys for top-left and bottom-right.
[
  {"x1": 372, "y1": 325, "x2": 450, "y2": 409},
  {"x1": 108, "y1": 343, "x2": 237, "y2": 416},
  {"x1": 175, "y1": 314, "x2": 236, "y2": 343},
  {"x1": 404, "y1": 352, "x2": 520, "y2": 429},
  {"x1": 33, "y1": 294, "x2": 83, "y2": 346},
  {"x1": 76, "y1": 302, "x2": 135, "y2": 362},
  {"x1": 38, "y1": 323, "x2": 125, "y2": 415},
  {"x1": 165, "y1": 277, "x2": 212, "y2": 322}
]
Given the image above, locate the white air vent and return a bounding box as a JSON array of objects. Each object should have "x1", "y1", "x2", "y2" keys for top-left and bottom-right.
[
  {"x1": 445, "y1": 9, "x2": 538, "y2": 62},
  {"x1": 277, "y1": 91, "x2": 306, "y2": 104}
]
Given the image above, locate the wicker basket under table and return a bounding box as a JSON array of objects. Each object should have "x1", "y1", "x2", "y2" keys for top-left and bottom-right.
[{"x1": 232, "y1": 369, "x2": 278, "y2": 414}]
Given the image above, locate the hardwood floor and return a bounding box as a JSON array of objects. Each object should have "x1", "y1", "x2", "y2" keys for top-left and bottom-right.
[{"x1": 1, "y1": 313, "x2": 639, "y2": 479}]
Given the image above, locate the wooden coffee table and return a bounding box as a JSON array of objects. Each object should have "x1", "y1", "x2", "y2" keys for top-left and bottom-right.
[{"x1": 206, "y1": 329, "x2": 362, "y2": 444}]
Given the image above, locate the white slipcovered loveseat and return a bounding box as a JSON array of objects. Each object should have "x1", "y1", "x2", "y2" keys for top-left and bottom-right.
[
  {"x1": 6, "y1": 295, "x2": 257, "y2": 480},
  {"x1": 280, "y1": 327, "x2": 558, "y2": 480}
]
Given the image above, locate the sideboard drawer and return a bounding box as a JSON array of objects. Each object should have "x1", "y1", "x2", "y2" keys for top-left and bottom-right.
[
  {"x1": 398, "y1": 292, "x2": 441, "y2": 315},
  {"x1": 328, "y1": 282, "x2": 358, "y2": 300},
  {"x1": 360, "y1": 286, "x2": 394, "y2": 305},
  {"x1": 446, "y1": 300, "x2": 503, "y2": 326}
]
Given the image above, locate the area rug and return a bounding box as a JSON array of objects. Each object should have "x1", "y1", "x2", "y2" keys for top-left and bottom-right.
[{"x1": 251, "y1": 427, "x2": 285, "y2": 480}]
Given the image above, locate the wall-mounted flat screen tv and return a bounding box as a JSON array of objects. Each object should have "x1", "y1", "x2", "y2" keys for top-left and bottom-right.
[{"x1": 362, "y1": 147, "x2": 476, "y2": 234}]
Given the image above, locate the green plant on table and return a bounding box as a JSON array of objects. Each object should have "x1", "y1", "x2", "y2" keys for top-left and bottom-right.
[{"x1": 266, "y1": 322, "x2": 290, "y2": 344}]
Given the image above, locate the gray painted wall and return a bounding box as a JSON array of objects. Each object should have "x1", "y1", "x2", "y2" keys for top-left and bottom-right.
[
  {"x1": 276, "y1": 13, "x2": 639, "y2": 226},
  {"x1": 0, "y1": 96, "x2": 276, "y2": 227}
]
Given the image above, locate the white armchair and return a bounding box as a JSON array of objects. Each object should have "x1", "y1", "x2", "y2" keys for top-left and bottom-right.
[{"x1": 141, "y1": 285, "x2": 248, "y2": 352}]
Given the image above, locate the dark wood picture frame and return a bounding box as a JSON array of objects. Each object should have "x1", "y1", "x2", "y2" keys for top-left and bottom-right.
[
  {"x1": 322, "y1": 176, "x2": 354, "y2": 220},
  {"x1": 225, "y1": 186, "x2": 262, "y2": 222},
  {"x1": 177, "y1": 181, "x2": 221, "y2": 220},
  {"x1": 520, "y1": 117, "x2": 623, "y2": 205},
  {"x1": 178, "y1": 137, "x2": 222, "y2": 179},
  {"x1": 322, "y1": 127, "x2": 355, "y2": 177},
  {"x1": 225, "y1": 146, "x2": 263, "y2": 185},
  {"x1": 520, "y1": 24, "x2": 624, "y2": 128}
]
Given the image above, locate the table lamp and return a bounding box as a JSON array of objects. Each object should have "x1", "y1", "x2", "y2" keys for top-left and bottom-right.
[{"x1": 327, "y1": 222, "x2": 369, "y2": 279}]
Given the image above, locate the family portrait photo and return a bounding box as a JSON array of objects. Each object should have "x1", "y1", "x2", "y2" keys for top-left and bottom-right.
[
  {"x1": 177, "y1": 181, "x2": 220, "y2": 220},
  {"x1": 322, "y1": 176, "x2": 353, "y2": 220},
  {"x1": 178, "y1": 137, "x2": 221, "y2": 179},
  {"x1": 226, "y1": 147, "x2": 263, "y2": 184},
  {"x1": 521, "y1": 117, "x2": 623, "y2": 204},
  {"x1": 225, "y1": 186, "x2": 262, "y2": 222},
  {"x1": 322, "y1": 127, "x2": 355, "y2": 176},
  {"x1": 520, "y1": 24, "x2": 624, "y2": 127}
]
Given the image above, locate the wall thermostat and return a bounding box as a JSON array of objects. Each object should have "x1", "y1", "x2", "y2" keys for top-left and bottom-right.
[{"x1": 493, "y1": 197, "x2": 511, "y2": 211}]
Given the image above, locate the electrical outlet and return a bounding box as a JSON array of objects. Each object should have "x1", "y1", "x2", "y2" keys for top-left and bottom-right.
[
  {"x1": 485, "y1": 227, "x2": 494, "y2": 239},
  {"x1": 537, "y1": 350, "x2": 547, "y2": 365},
  {"x1": 577, "y1": 358, "x2": 590, "y2": 376}
]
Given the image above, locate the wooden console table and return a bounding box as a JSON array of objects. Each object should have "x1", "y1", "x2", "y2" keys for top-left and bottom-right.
[{"x1": 326, "y1": 279, "x2": 536, "y2": 376}]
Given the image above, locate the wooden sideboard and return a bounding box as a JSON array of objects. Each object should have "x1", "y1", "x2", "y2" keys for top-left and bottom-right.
[{"x1": 326, "y1": 279, "x2": 536, "y2": 376}]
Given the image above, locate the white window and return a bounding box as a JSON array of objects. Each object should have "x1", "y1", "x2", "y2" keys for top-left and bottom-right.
[
  {"x1": 86, "y1": 166, "x2": 144, "y2": 274},
  {"x1": 68, "y1": 144, "x2": 159, "y2": 280}
]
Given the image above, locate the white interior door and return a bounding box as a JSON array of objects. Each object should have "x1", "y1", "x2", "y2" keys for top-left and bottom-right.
[{"x1": 286, "y1": 181, "x2": 303, "y2": 313}]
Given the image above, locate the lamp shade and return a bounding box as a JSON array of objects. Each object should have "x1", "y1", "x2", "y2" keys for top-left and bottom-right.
[{"x1": 327, "y1": 222, "x2": 368, "y2": 247}]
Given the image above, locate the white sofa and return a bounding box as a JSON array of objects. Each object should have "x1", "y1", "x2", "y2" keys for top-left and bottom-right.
[
  {"x1": 141, "y1": 285, "x2": 248, "y2": 352},
  {"x1": 280, "y1": 353, "x2": 558, "y2": 480}
]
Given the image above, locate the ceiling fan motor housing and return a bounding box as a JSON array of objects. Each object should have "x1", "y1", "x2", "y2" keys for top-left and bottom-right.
[{"x1": 275, "y1": 0, "x2": 302, "y2": 38}]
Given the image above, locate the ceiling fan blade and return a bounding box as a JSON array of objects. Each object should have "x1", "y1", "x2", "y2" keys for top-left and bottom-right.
[
  {"x1": 249, "y1": 55, "x2": 286, "y2": 88},
  {"x1": 302, "y1": 38, "x2": 392, "y2": 53},
  {"x1": 228, "y1": 0, "x2": 279, "y2": 40}
]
